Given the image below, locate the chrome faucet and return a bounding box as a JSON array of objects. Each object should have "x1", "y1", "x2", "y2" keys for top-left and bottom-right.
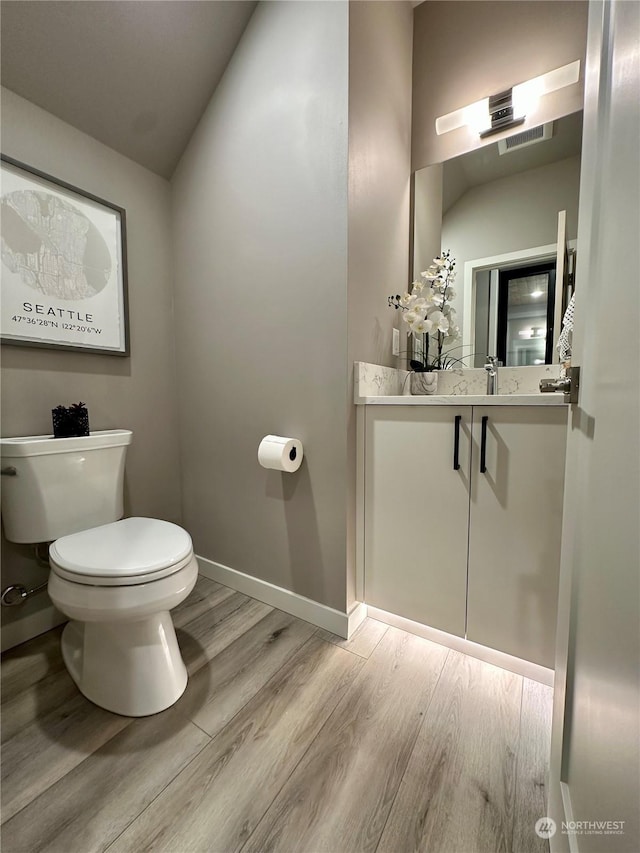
[{"x1": 484, "y1": 356, "x2": 501, "y2": 395}]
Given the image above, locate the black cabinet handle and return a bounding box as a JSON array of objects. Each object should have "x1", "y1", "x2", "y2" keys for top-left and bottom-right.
[
  {"x1": 453, "y1": 415, "x2": 462, "y2": 470},
  {"x1": 480, "y1": 415, "x2": 489, "y2": 473}
]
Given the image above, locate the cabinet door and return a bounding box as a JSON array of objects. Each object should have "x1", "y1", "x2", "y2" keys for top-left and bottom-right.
[
  {"x1": 467, "y1": 406, "x2": 567, "y2": 667},
  {"x1": 364, "y1": 406, "x2": 471, "y2": 636}
]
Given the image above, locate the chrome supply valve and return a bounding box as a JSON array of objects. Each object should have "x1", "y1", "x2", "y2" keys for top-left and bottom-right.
[
  {"x1": 539, "y1": 366, "x2": 580, "y2": 403},
  {"x1": 1, "y1": 582, "x2": 48, "y2": 606},
  {"x1": 540, "y1": 377, "x2": 571, "y2": 393}
]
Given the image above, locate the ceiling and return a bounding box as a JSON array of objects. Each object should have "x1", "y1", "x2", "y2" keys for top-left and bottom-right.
[
  {"x1": 0, "y1": 0, "x2": 258, "y2": 178},
  {"x1": 442, "y1": 111, "x2": 583, "y2": 213}
]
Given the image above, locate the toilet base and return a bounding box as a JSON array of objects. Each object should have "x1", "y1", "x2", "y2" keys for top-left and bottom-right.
[{"x1": 61, "y1": 613, "x2": 188, "y2": 717}]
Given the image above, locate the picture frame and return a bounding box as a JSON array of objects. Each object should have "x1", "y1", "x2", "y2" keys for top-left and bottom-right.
[{"x1": 0, "y1": 154, "x2": 129, "y2": 356}]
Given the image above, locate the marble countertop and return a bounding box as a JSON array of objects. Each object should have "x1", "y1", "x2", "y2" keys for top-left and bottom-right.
[
  {"x1": 356, "y1": 394, "x2": 568, "y2": 406},
  {"x1": 353, "y1": 361, "x2": 569, "y2": 406}
]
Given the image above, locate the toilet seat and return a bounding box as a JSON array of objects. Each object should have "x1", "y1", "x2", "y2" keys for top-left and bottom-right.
[{"x1": 50, "y1": 517, "x2": 194, "y2": 587}]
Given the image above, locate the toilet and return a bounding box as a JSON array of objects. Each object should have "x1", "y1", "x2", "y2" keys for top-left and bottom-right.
[{"x1": 0, "y1": 429, "x2": 198, "y2": 717}]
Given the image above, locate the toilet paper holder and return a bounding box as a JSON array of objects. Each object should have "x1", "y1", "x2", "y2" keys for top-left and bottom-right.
[{"x1": 257, "y1": 435, "x2": 303, "y2": 473}]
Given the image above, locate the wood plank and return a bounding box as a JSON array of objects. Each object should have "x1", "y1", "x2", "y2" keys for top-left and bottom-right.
[
  {"x1": 1, "y1": 691, "x2": 132, "y2": 823},
  {"x1": 1, "y1": 589, "x2": 262, "y2": 824},
  {"x1": 105, "y1": 636, "x2": 363, "y2": 853},
  {"x1": 316, "y1": 617, "x2": 388, "y2": 658},
  {"x1": 243, "y1": 627, "x2": 449, "y2": 853},
  {"x1": 512, "y1": 679, "x2": 554, "y2": 853},
  {"x1": 0, "y1": 608, "x2": 554, "y2": 853},
  {"x1": 172, "y1": 575, "x2": 235, "y2": 629},
  {"x1": 376, "y1": 651, "x2": 522, "y2": 853},
  {"x1": 176, "y1": 593, "x2": 273, "y2": 675},
  {"x1": 1, "y1": 665, "x2": 79, "y2": 743},
  {"x1": 1, "y1": 706, "x2": 210, "y2": 853},
  {"x1": 179, "y1": 608, "x2": 317, "y2": 737},
  {"x1": 1, "y1": 626, "x2": 65, "y2": 704}
]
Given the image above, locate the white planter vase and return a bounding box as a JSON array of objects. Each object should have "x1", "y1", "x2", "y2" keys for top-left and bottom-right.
[{"x1": 410, "y1": 371, "x2": 438, "y2": 395}]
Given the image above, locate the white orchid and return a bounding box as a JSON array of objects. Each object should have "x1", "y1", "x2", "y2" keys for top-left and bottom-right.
[
  {"x1": 429, "y1": 310, "x2": 450, "y2": 333},
  {"x1": 410, "y1": 317, "x2": 434, "y2": 335},
  {"x1": 388, "y1": 249, "x2": 460, "y2": 369},
  {"x1": 421, "y1": 265, "x2": 440, "y2": 280}
]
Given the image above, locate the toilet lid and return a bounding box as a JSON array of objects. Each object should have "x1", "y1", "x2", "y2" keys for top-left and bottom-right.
[{"x1": 49, "y1": 517, "x2": 194, "y2": 582}]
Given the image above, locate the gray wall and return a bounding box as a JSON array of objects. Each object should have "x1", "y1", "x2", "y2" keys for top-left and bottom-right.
[
  {"x1": 1, "y1": 0, "x2": 414, "y2": 632},
  {"x1": 1, "y1": 88, "x2": 182, "y2": 648},
  {"x1": 171, "y1": 1, "x2": 350, "y2": 612},
  {"x1": 347, "y1": 0, "x2": 413, "y2": 606},
  {"x1": 347, "y1": 0, "x2": 413, "y2": 372},
  {"x1": 412, "y1": 1, "x2": 588, "y2": 170}
]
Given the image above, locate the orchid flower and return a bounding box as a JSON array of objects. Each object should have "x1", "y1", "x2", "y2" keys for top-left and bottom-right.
[{"x1": 388, "y1": 249, "x2": 460, "y2": 369}]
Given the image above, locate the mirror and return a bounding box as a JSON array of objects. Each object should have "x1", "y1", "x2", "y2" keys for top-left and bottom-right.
[{"x1": 413, "y1": 111, "x2": 582, "y2": 366}]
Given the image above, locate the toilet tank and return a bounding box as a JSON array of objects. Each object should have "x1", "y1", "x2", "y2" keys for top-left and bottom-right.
[{"x1": 0, "y1": 429, "x2": 133, "y2": 544}]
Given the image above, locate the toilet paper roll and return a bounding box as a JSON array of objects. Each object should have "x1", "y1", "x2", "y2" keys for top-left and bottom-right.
[{"x1": 258, "y1": 435, "x2": 303, "y2": 473}]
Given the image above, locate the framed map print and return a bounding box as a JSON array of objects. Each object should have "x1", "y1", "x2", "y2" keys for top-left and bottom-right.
[{"x1": 1, "y1": 155, "x2": 129, "y2": 355}]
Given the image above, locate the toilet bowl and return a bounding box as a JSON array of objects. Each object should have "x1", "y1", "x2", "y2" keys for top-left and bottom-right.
[
  {"x1": 0, "y1": 430, "x2": 199, "y2": 717},
  {"x1": 48, "y1": 516, "x2": 198, "y2": 717}
]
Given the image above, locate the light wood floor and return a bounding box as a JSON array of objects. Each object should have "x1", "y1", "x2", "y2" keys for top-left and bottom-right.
[{"x1": 1, "y1": 576, "x2": 553, "y2": 853}]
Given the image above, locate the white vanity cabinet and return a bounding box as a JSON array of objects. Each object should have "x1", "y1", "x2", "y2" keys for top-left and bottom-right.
[
  {"x1": 466, "y1": 406, "x2": 567, "y2": 667},
  {"x1": 364, "y1": 406, "x2": 472, "y2": 638},
  {"x1": 362, "y1": 403, "x2": 567, "y2": 668}
]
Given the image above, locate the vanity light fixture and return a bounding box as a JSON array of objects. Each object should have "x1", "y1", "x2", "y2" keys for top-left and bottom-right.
[
  {"x1": 519, "y1": 326, "x2": 547, "y2": 340},
  {"x1": 434, "y1": 60, "x2": 580, "y2": 137},
  {"x1": 479, "y1": 88, "x2": 524, "y2": 139}
]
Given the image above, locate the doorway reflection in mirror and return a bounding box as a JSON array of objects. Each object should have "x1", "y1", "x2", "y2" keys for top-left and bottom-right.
[{"x1": 413, "y1": 112, "x2": 582, "y2": 367}]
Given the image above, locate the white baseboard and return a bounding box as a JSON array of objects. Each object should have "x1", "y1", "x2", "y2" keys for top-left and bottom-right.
[
  {"x1": 1, "y1": 605, "x2": 67, "y2": 653},
  {"x1": 347, "y1": 601, "x2": 367, "y2": 636},
  {"x1": 367, "y1": 605, "x2": 554, "y2": 686},
  {"x1": 197, "y1": 556, "x2": 362, "y2": 639}
]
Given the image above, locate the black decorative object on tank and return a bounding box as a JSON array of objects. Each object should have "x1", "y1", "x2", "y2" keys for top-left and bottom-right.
[{"x1": 52, "y1": 402, "x2": 90, "y2": 438}]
